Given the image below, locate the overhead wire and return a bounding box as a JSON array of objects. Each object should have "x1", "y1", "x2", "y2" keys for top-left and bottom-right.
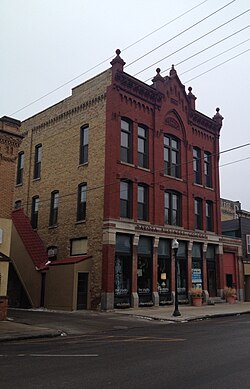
[{"x1": 10, "y1": 0, "x2": 209, "y2": 117}]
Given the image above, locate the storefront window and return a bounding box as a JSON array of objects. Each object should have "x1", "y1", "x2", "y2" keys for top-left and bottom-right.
[
  {"x1": 158, "y1": 239, "x2": 171, "y2": 304},
  {"x1": 138, "y1": 236, "x2": 153, "y2": 305},
  {"x1": 114, "y1": 234, "x2": 132, "y2": 308},
  {"x1": 192, "y1": 243, "x2": 203, "y2": 289}
]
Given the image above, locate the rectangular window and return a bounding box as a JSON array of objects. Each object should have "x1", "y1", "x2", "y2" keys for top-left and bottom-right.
[
  {"x1": 195, "y1": 198, "x2": 203, "y2": 230},
  {"x1": 246, "y1": 235, "x2": 250, "y2": 255},
  {"x1": 138, "y1": 125, "x2": 148, "y2": 168},
  {"x1": 14, "y1": 200, "x2": 22, "y2": 209},
  {"x1": 204, "y1": 152, "x2": 212, "y2": 187},
  {"x1": 164, "y1": 135, "x2": 180, "y2": 178},
  {"x1": 70, "y1": 237, "x2": 88, "y2": 256},
  {"x1": 16, "y1": 152, "x2": 24, "y2": 185},
  {"x1": 31, "y1": 196, "x2": 39, "y2": 229},
  {"x1": 121, "y1": 119, "x2": 132, "y2": 163},
  {"x1": 193, "y1": 147, "x2": 201, "y2": 184},
  {"x1": 49, "y1": 191, "x2": 59, "y2": 226},
  {"x1": 120, "y1": 180, "x2": 132, "y2": 218},
  {"x1": 34, "y1": 144, "x2": 42, "y2": 179},
  {"x1": 138, "y1": 184, "x2": 148, "y2": 221},
  {"x1": 164, "y1": 191, "x2": 181, "y2": 226},
  {"x1": 80, "y1": 125, "x2": 89, "y2": 164},
  {"x1": 77, "y1": 183, "x2": 87, "y2": 221},
  {"x1": 206, "y1": 201, "x2": 213, "y2": 231}
]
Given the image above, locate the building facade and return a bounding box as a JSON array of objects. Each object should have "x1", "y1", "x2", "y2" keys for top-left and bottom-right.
[{"x1": 12, "y1": 50, "x2": 243, "y2": 310}]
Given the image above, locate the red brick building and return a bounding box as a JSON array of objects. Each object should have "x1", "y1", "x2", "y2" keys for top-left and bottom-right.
[{"x1": 11, "y1": 50, "x2": 243, "y2": 311}]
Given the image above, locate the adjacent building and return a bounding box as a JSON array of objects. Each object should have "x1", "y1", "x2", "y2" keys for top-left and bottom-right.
[{"x1": 11, "y1": 50, "x2": 243, "y2": 310}]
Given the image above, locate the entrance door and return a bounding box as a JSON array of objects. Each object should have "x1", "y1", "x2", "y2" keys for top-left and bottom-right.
[
  {"x1": 77, "y1": 273, "x2": 88, "y2": 310},
  {"x1": 207, "y1": 261, "x2": 216, "y2": 297}
]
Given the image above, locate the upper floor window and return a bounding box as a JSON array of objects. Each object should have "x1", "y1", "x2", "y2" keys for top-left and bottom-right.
[
  {"x1": 193, "y1": 147, "x2": 201, "y2": 184},
  {"x1": 70, "y1": 237, "x2": 88, "y2": 256},
  {"x1": 164, "y1": 135, "x2": 180, "y2": 178},
  {"x1": 120, "y1": 180, "x2": 132, "y2": 219},
  {"x1": 31, "y1": 196, "x2": 39, "y2": 229},
  {"x1": 138, "y1": 184, "x2": 148, "y2": 221},
  {"x1": 34, "y1": 144, "x2": 42, "y2": 179},
  {"x1": 138, "y1": 125, "x2": 148, "y2": 168},
  {"x1": 194, "y1": 197, "x2": 203, "y2": 230},
  {"x1": 164, "y1": 191, "x2": 181, "y2": 226},
  {"x1": 77, "y1": 183, "x2": 87, "y2": 221},
  {"x1": 246, "y1": 235, "x2": 250, "y2": 255},
  {"x1": 206, "y1": 201, "x2": 213, "y2": 231},
  {"x1": 49, "y1": 191, "x2": 59, "y2": 226},
  {"x1": 204, "y1": 151, "x2": 212, "y2": 187},
  {"x1": 121, "y1": 119, "x2": 132, "y2": 164},
  {"x1": 80, "y1": 125, "x2": 89, "y2": 164},
  {"x1": 16, "y1": 152, "x2": 24, "y2": 185}
]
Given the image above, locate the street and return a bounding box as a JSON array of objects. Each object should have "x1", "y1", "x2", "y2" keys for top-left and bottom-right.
[{"x1": 1, "y1": 313, "x2": 250, "y2": 388}]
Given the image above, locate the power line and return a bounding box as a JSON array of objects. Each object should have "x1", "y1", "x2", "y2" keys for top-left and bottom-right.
[
  {"x1": 134, "y1": 8, "x2": 250, "y2": 77},
  {"x1": 184, "y1": 48, "x2": 250, "y2": 83},
  {"x1": 10, "y1": 0, "x2": 209, "y2": 117},
  {"x1": 144, "y1": 25, "x2": 249, "y2": 82},
  {"x1": 180, "y1": 39, "x2": 250, "y2": 76},
  {"x1": 17, "y1": 141, "x2": 250, "y2": 210}
]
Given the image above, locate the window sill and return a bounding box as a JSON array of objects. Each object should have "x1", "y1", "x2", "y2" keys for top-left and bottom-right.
[
  {"x1": 75, "y1": 220, "x2": 86, "y2": 225},
  {"x1": 193, "y1": 183, "x2": 203, "y2": 188},
  {"x1": 204, "y1": 186, "x2": 214, "y2": 191},
  {"x1": 15, "y1": 183, "x2": 23, "y2": 187},
  {"x1": 118, "y1": 161, "x2": 135, "y2": 168},
  {"x1": 136, "y1": 166, "x2": 150, "y2": 172},
  {"x1": 164, "y1": 224, "x2": 183, "y2": 229},
  {"x1": 33, "y1": 177, "x2": 41, "y2": 182},
  {"x1": 78, "y1": 162, "x2": 88, "y2": 168},
  {"x1": 119, "y1": 217, "x2": 135, "y2": 222},
  {"x1": 163, "y1": 174, "x2": 183, "y2": 182},
  {"x1": 48, "y1": 224, "x2": 58, "y2": 230}
]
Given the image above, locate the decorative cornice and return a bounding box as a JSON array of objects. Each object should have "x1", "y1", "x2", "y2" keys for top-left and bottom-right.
[
  {"x1": 114, "y1": 71, "x2": 163, "y2": 105},
  {"x1": 189, "y1": 110, "x2": 220, "y2": 132},
  {"x1": 165, "y1": 117, "x2": 180, "y2": 130},
  {"x1": 29, "y1": 93, "x2": 106, "y2": 134},
  {"x1": 0, "y1": 134, "x2": 22, "y2": 148}
]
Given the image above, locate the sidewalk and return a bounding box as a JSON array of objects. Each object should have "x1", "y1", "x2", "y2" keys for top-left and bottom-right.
[{"x1": 1, "y1": 302, "x2": 250, "y2": 342}]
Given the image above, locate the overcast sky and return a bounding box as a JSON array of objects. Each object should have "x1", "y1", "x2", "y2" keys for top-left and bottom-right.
[{"x1": 1, "y1": 0, "x2": 250, "y2": 210}]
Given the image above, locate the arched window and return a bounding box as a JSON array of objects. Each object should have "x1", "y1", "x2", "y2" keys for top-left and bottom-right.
[
  {"x1": 164, "y1": 191, "x2": 181, "y2": 226},
  {"x1": 79, "y1": 125, "x2": 89, "y2": 164},
  {"x1": 121, "y1": 118, "x2": 132, "y2": 163},
  {"x1": 164, "y1": 135, "x2": 180, "y2": 178}
]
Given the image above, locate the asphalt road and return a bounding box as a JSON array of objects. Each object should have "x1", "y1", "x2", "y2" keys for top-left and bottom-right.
[{"x1": 1, "y1": 313, "x2": 250, "y2": 389}]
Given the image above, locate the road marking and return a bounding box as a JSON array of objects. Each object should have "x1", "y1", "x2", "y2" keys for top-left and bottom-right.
[{"x1": 29, "y1": 354, "x2": 99, "y2": 357}]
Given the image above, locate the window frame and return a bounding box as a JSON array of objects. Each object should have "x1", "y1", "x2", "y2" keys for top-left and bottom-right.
[
  {"x1": 193, "y1": 147, "x2": 201, "y2": 184},
  {"x1": 194, "y1": 197, "x2": 203, "y2": 230},
  {"x1": 16, "y1": 151, "x2": 24, "y2": 185},
  {"x1": 120, "y1": 180, "x2": 132, "y2": 219},
  {"x1": 246, "y1": 235, "x2": 250, "y2": 255},
  {"x1": 31, "y1": 195, "x2": 39, "y2": 229},
  {"x1": 137, "y1": 184, "x2": 148, "y2": 221},
  {"x1": 120, "y1": 118, "x2": 132, "y2": 164},
  {"x1": 79, "y1": 125, "x2": 89, "y2": 165},
  {"x1": 206, "y1": 200, "x2": 213, "y2": 231},
  {"x1": 164, "y1": 190, "x2": 181, "y2": 226},
  {"x1": 70, "y1": 237, "x2": 88, "y2": 256},
  {"x1": 49, "y1": 190, "x2": 59, "y2": 227},
  {"x1": 204, "y1": 151, "x2": 212, "y2": 188},
  {"x1": 34, "y1": 144, "x2": 42, "y2": 179},
  {"x1": 138, "y1": 124, "x2": 148, "y2": 169},
  {"x1": 77, "y1": 183, "x2": 87, "y2": 222},
  {"x1": 164, "y1": 134, "x2": 180, "y2": 178}
]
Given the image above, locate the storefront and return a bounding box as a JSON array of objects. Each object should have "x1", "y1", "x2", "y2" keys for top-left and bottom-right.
[
  {"x1": 114, "y1": 234, "x2": 132, "y2": 308},
  {"x1": 158, "y1": 239, "x2": 171, "y2": 304},
  {"x1": 137, "y1": 236, "x2": 153, "y2": 306}
]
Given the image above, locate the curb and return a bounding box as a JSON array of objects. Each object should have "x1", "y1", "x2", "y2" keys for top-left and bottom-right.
[{"x1": 0, "y1": 330, "x2": 63, "y2": 343}]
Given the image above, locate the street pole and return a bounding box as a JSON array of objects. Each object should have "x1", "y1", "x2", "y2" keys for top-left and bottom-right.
[{"x1": 172, "y1": 239, "x2": 181, "y2": 317}]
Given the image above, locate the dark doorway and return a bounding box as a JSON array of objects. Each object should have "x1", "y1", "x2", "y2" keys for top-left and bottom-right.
[
  {"x1": 226, "y1": 273, "x2": 233, "y2": 288},
  {"x1": 77, "y1": 272, "x2": 88, "y2": 310},
  {"x1": 207, "y1": 261, "x2": 217, "y2": 297}
]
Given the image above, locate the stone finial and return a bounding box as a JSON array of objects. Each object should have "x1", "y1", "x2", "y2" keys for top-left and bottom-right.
[
  {"x1": 187, "y1": 86, "x2": 196, "y2": 110},
  {"x1": 110, "y1": 49, "x2": 126, "y2": 70},
  {"x1": 169, "y1": 64, "x2": 177, "y2": 77},
  {"x1": 152, "y1": 68, "x2": 164, "y2": 82},
  {"x1": 213, "y1": 107, "x2": 224, "y2": 127}
]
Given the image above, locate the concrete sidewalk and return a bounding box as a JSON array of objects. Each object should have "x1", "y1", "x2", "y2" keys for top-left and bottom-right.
[
  {"x1": 114, "y1": 301, "x2": 250, "y2": 322},
  {"x1": 1, "y1": 302, "x2": 250, "y2": 342}
]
